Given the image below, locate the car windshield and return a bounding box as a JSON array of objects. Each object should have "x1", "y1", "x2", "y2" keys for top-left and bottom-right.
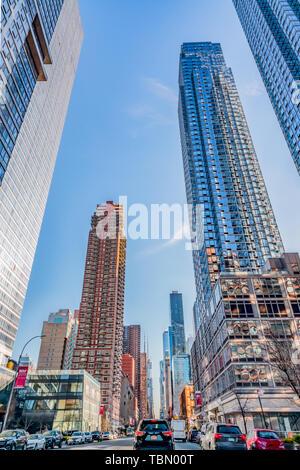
[
  {"x1": 43, "y1": 432, "x2": 52, "y2": 436},
  {"x1": 29, "y1": 435, "x2": 40, "y2": 440},
  {"x1": 0, "y1": 431, "x2": 15, "y2": 437},
  {"x1": 257, "y1": 431, "x2": 279, "y2": 440},
  {"x1": 192, "y1": 430, "x2": 198, "y2": 434},
  {"x1": 104, "y1": 432, "x2": 109, "y2": 435},
  {"x1": 140, "y1": 421, "x2": 168, "y2": 433},
  {"x1": 85, "y1": 433, "x2": 90, "y2": 435},
  {"x1": 73, "y1": 432, "x2": 81, "y2": 436},
  {"x1": 217, "y1": 425, "x2": 241, "y2": 434}
]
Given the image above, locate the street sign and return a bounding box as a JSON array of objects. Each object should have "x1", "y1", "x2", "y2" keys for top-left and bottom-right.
[
  {"x1": 15, "y1": 366, "x2": 28, "y2": 389},
  {"x1": 195, "y1": 391, "x2": 202, "y2": 406}
]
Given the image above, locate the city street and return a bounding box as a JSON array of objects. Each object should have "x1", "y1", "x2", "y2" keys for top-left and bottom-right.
[{"x1": 57, "y1": 438, "x2": 200, "y2": 451}]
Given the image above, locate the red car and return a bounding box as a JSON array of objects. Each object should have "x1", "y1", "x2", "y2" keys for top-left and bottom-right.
[{"x1": 246, "y1": 429, "x2": 285, "y2": 450}]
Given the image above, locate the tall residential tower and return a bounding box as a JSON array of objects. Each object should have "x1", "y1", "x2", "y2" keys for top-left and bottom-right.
[
  {"x1": 0, "y1": 0, "x2": 83, "y2": 366},
  {"x1": 179, "y1": 42, "x2": 283, "y2": 317},
  {"x1": 233, "y1": 0, "x2": 300, "y2": 175},
  {"x1": 72, "y1": 202, "x2": 127, "y2": 430}
]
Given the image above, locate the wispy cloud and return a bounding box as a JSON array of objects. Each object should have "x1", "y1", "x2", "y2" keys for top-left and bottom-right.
[
  {"x1": 243, "y1": 80, "x2": 265, "y2": 97},
  {"x1": 127, "y1": 104, "x2": 174, "y2": 127},
  {"x1": 143, "y1": 77, "x2": 178, "y2": 103},
  {"x1": 138, "y1": 223, "x2": 191, "y2": 257}
]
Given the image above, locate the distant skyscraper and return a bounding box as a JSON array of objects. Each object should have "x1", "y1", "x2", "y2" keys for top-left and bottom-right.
[
  {"x1": 178, "y1": 42, "x2": 283, "y2": 316},
  {"x1": 147, "y1": 355, "x2": 154, "y2": 419},
  {"x1": 37, "y1": 309, "x2": 73, "y2": 370},
  {"x1": 122, "y1": 354, "x2": 135, "y2": 389},
  {"x1": 0, "y1": 0, "x2": 83, "y2": 367},
  {"x1": 233, "y1": 0, "x2": 300, "y2": 175},
  {"x1": 63, "y1": 309, "x2": 79, "y2": 370},
  {"x1": 140, "y1": 352, "x2": 148, "y2": 420},
  {"x1": 123, "y1": 325, "x2": 141, "y2": 418},
  {"x1": 72, "y1": 202, "x2": 127, "y2": 430},
  {"x1": 170, "y1": 292, "x2": 186, "y2": 355},
  {"x1": 172, "y1": 353, "x2": 191, "y2": 417},
  {"x1": 159, "y1": 360, "x2": 165, "y2": 418}
]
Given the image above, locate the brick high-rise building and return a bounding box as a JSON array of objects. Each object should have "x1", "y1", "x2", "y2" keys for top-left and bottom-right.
[
  {"x1": 123, "y1": 325, "x2": 141, "y2": 418},
  {"x1": 72, "y1": 202, "x2": 127, "y2": 430},
  {"x1": 122, "y1": 354, "x2": 135, "y2": 388},
  {"x1": 37, "y1": 309, "x2": 73, "y2": 370}
]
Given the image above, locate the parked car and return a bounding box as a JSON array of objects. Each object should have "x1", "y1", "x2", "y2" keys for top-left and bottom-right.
[
  {"x1": 0, "y1": 429, "x2": 28, "y2": 450},
  {"x1": 134, "y1": 419, "x2": 174, "y2": 451},
  {"x1": 91, "y1": 431, "x2": 102, "y2": 442},
  {"x1": 83, "y1": 432, "x2": 93, "y2": 443},
  {"x1": 246, "y1": 429, "x2": 285, "y2": 450},
  {"x1": 43, "y1": 430, "x2": 63, "y2": 448},
  {"x1": 201, "y1": 423, "x2": 247, "y2": 450},
  {"x1": 51, "y1": 430, "x2": 64, "y2": 448},
  {"x1": 27, "y1": 434, "x2": 46, "y2": 451},
  {"x1": 126, "y1": 429, "x2": 134, "y2": 437},
  {"x1": 43, "y1": 432, "x2": 55, "y2": 449},
  {"x1": 62, "y1": 430, "x2": 79, "y2": 443},
  {"x1": 187, "y1": 428, "x2": 199, "y2": 442},
  {"x1": 102, "y1": 431, "x2": 113, "y2": 440},
  {"x1": 67, "y1": 431, "x2": 85, "y2": 445}
]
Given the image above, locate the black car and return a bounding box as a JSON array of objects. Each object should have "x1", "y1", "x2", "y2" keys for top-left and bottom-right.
[
  {"x1": 42, "y1": 432, "x2": 55, "y2": 449},
  {"x1": 188, "y1": 429, "x2": 199, "y2": 443},
  {"x1": 0, "y1": 429, "x2": 28, "y2": 450},
  {"x1": 134, "y1": 419, "x2": 174, "y2": 451},
  {"x1": 43, "y1": 430, "x2": 63, "y2": 448},
  {"x1": 91, "y1": 431, "x2": 103, "y2": 442}
]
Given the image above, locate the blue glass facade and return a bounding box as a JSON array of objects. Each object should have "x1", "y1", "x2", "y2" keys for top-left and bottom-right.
[
  {"x1": 170, "y1": 292, "x2": 186, "y2": 355},
  {"x1": 178, "y1": 42, "x2": 284, "y2": 318},
  {"x1": 0, "y1": 0, "x2": 64, "y2": 183},
  {"x1": 233, "y1": 0, "x2": 300, "y2": 175}
]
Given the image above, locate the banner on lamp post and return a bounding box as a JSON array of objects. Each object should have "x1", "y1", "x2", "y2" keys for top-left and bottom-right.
[
  {"x1": 195, "y1": 391, "x2": 202, "y2": 407},
  {"x1": 99, "y1": 404, "x2": 104, "y2": 416},
  {"x1": 15, "y1": 366, "x2": 29, "y2": 389}
]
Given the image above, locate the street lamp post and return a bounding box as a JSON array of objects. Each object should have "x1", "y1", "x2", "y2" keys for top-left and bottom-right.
[
  {"x1": 2, "y1": 335, "x2": 44, "y2": 431},
  {"x1": 257, "y1": 389, "x2": 267, "y2": 429}
]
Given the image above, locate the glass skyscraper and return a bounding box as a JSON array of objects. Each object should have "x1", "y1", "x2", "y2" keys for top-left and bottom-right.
[
  {"x1": 233, "y1": 0, "x2": 300, "y2": 175},
  {"x1": 170, "y1": 291, "x2": 186, "y2": 355},
  {"x1": 0, "y1": 1, "x2": 83, "y2": 366},
  {"x1": 178, "y1": 42, "x2": 283, "y2": 317}
]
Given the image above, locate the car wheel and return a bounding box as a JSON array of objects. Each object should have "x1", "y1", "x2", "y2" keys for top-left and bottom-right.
[
  {"x1": 51, "y1": 443, "x2": 54, "y2": 449},
  {"x1": 59, "y1": 442, "x2": 62, "y2": 448},
  {"x1": 10, "y1": 444, "x2": 16, "y2": 451},
  {"x1": 23, "y1": 443, "x2": 27, "y2": 451}
]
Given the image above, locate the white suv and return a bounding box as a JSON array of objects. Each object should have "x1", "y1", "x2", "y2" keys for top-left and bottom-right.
[{"x1": 68, "y1": 432, "x2": 85, "y2": 445}]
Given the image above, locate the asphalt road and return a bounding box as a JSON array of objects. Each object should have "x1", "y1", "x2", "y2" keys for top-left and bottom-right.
[{"x1": 58, "y1": 438, "x2": 201, "y2": 451}]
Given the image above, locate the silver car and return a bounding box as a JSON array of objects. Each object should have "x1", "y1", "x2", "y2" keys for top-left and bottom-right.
[
  {"x1": 27, "y1": 434, "x2": 46, "y2": 450},
  {"x1": 68, "y1": 432, "x2": 85, "y2": 445},
  {"x1": 201, "y1": 423, "x2": 247, "y2": 450}
]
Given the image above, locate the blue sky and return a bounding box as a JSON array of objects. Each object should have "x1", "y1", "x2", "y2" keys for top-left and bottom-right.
[{"x1": 14, "y1": 0, "x2": 300, "y2": 417}]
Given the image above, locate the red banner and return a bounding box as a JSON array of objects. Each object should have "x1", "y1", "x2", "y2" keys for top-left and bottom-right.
[
  {"x1": 195, "y1": 391, "x2": 202, "y2": 407},
  {"x1": 15, "y1": 366, "x2": 28, "y2": 389},
  {"x1": 99, "y1": 405, "x2": 104, "y2": 416}
]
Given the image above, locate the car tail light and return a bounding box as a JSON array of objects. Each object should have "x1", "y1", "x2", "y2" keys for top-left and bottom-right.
[
  {"x1": 239, "y1": 435, "x2": 246, "y2": 441},
  {"x1": 214, "y1": 433, "x2": 223, "y2": 440},
  {"x1": 162, "y1": 431, "x2": 173, "y2": 437},
  {"x1": 135, "y1": 431, "x2": 145, "y2": 437}
]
